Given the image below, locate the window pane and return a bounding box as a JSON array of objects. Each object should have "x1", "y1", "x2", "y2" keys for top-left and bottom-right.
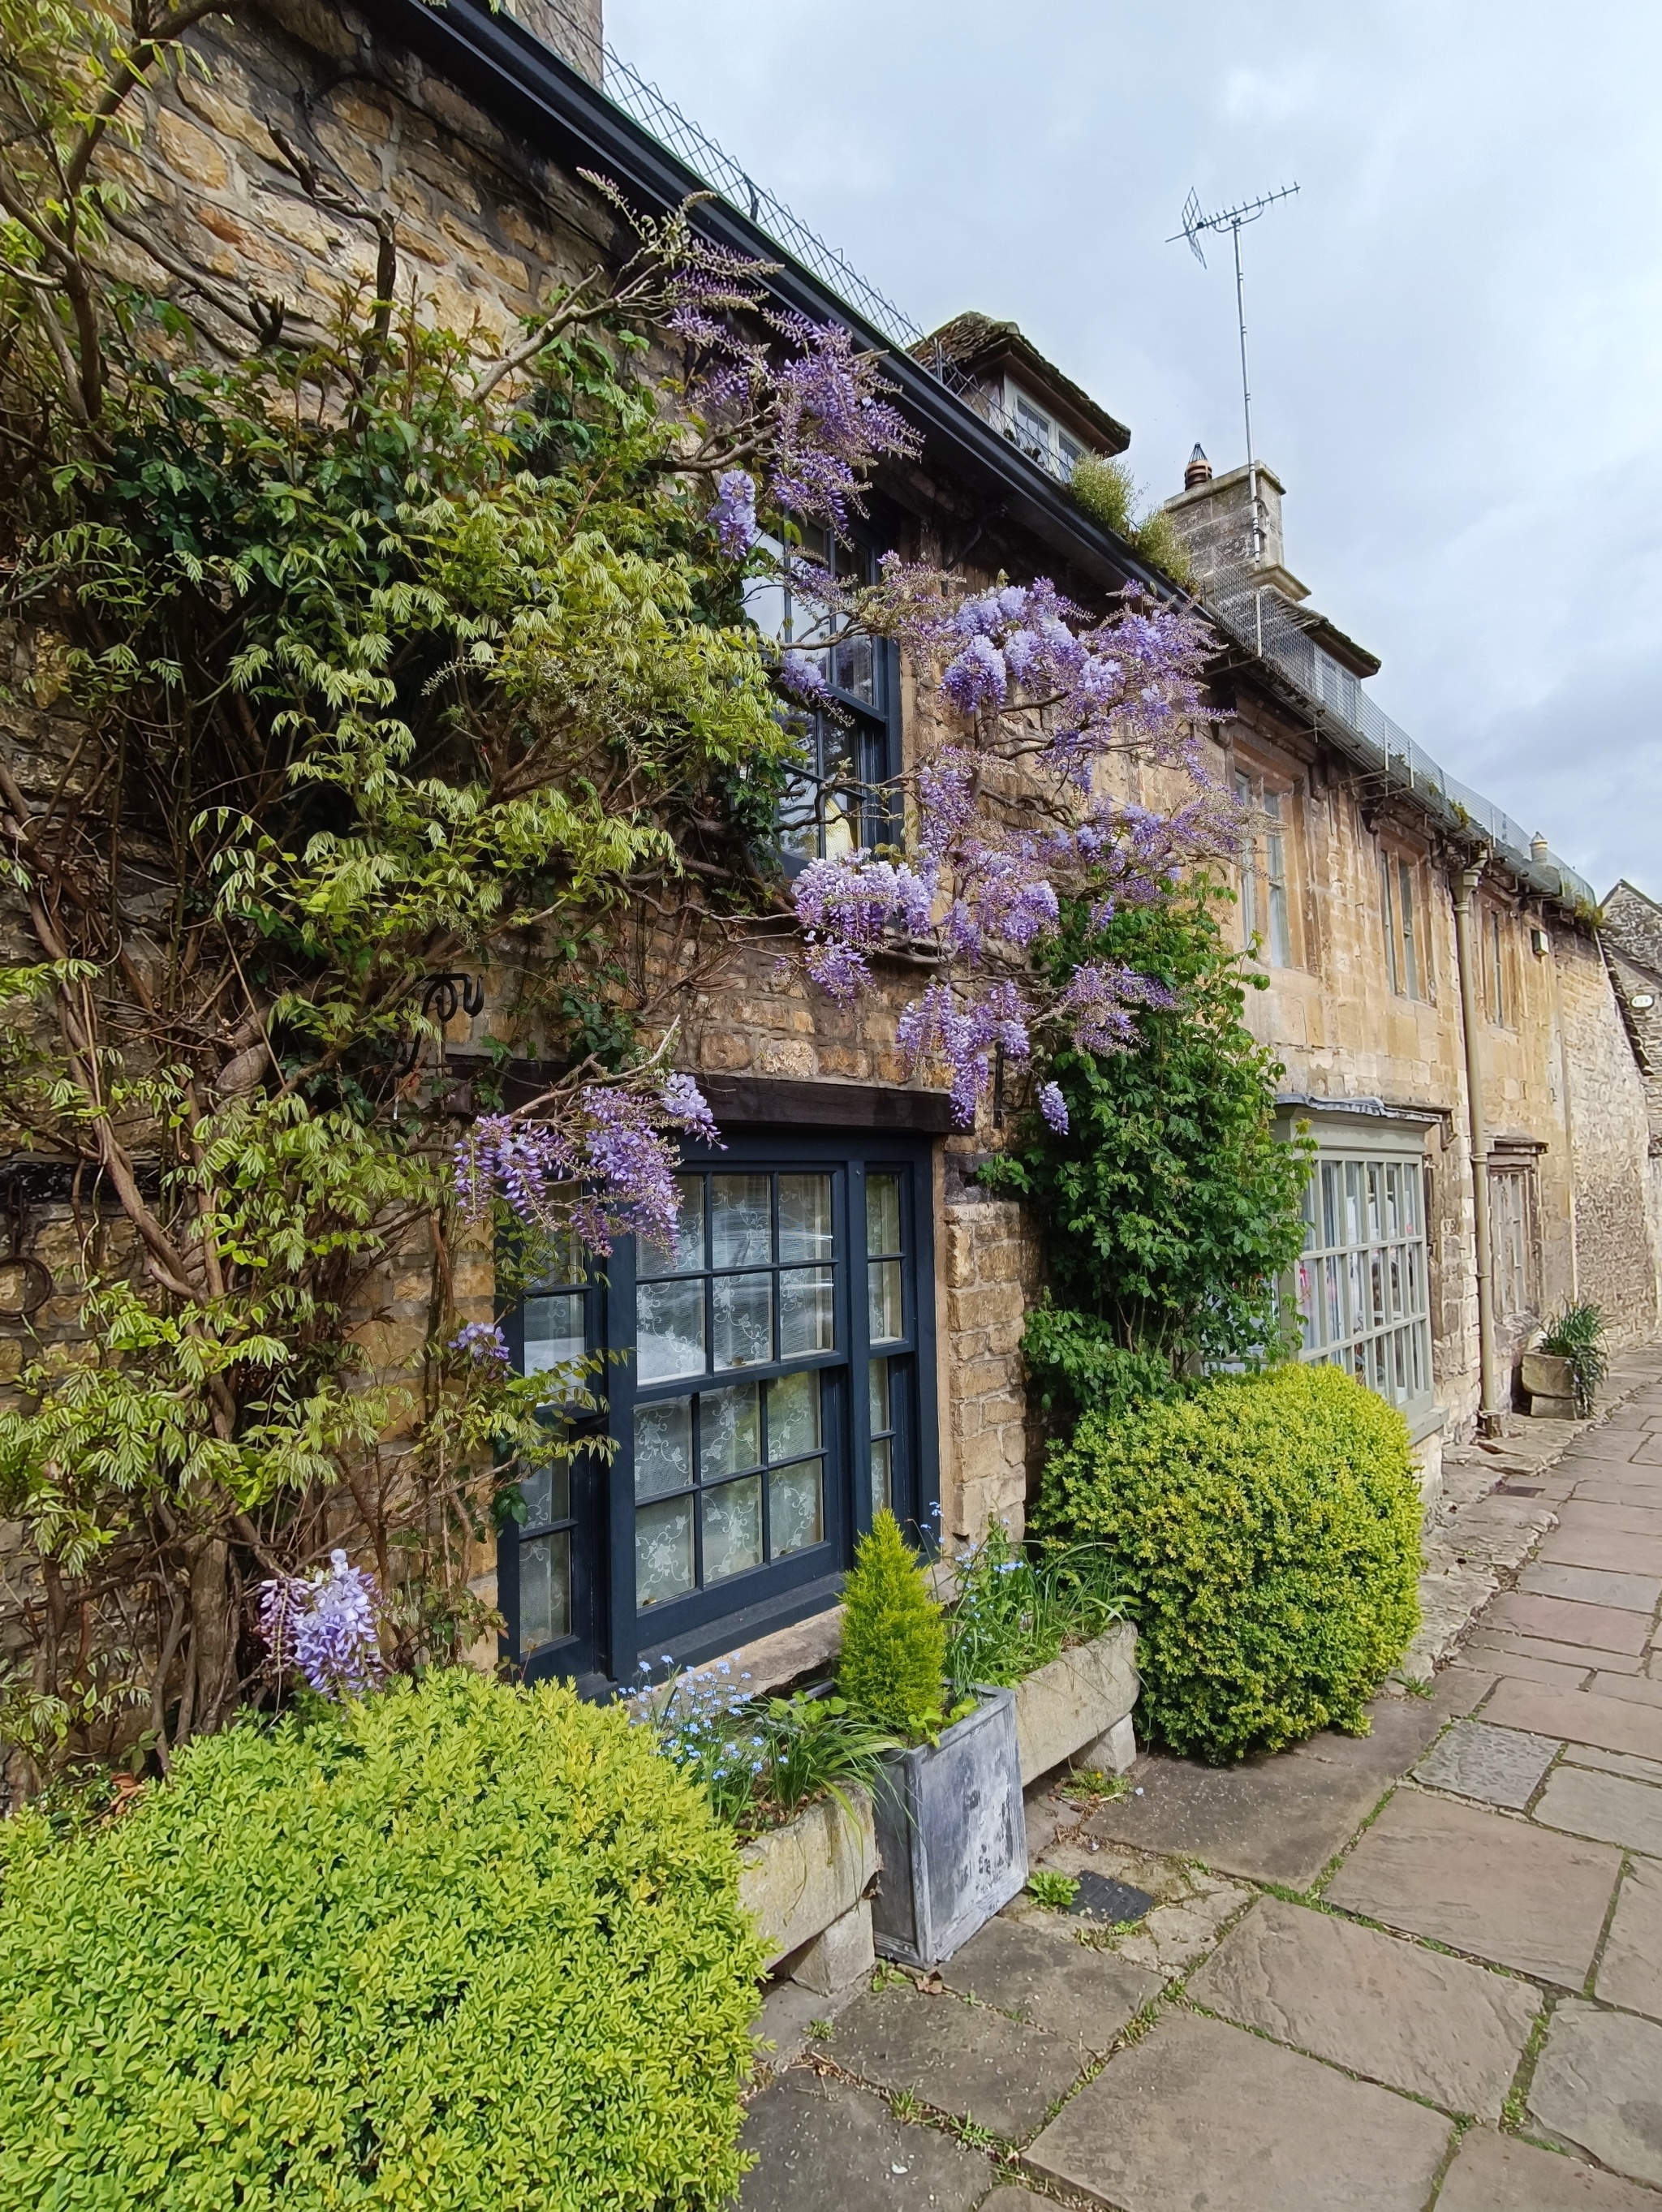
[
  {"x1": 713, "y1": 1272, "x2": 773, "y2": 1369},
  {"x1": 523, "y1": 1293, "x2": 585, "y2": 1374},
  {"x1": 778, "y1": 1173, "x2": 834, "y2": 1262},
  {"x1": 770, "y1": 1459, "x2": 825, "y2": 1555},
  {"x1": 700, "y1": 1383, "x2": 760, "y2": 1478},
  {"x1": 866, "y1": 1173, "x2": 902, "y2": 1255},
  {"x1": 703, "y1": 1476, "x2": 763, "y2": 1582},
  {"x1": 636, "y1": 1497, "x2": 694, "y2": 1606},
  {"x1": 832, "y1": 633, "x2": 876, "y2": 704},
  {"x1": 1399, "y1": 861, "x2": 1419, "y2": 996},
  {"x1": 520, "y1": 1463, "x2": 570, "y2": 1529},
  {"x1": 638, "y1": 1177, "x2": 704, "y2": 1279},
  {"x1": 519, "y1": 1530, "x2": 571, "y2": 1647},
  {"x1": 768, "y1": 1369, "x2": 821, "y2": 1461},
  {"x1": 868, "y1": 1355, "x2": 891, "y2": 1435},
  {"x1": 868, "y1": 1259, "x2": 903, "y2": 1344},
  {"x1": 780, "y1": 1266, "x2": 835, "y2": 1355},
  {"x1": 711, "y1": 1174, "x2": 772, "y2": 1267},
  {"x1": 869, "y1": 1437, "x2": 892, "y2": 1516},
  {"x1": 637, "y1": 1277, "x2": 705, "y2": 1382},
  {"x1": 635, "y1": 1398, "x2": 693, "y2": 1500}
]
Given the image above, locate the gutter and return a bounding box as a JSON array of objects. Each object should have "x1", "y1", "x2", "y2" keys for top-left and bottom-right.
[{"x1": 360, "y1": 0, "x2": 1168, "y2": 600}]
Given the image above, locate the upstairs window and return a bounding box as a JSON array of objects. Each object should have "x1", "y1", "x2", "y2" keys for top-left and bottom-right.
[
  {"x1": 1381, "y1": 854, "x2": 1428, "y2": 1000},
  {"x1": 1234, "y1": 768, "x2": 1294, "y2": 968},
  {"x1": 1001, "y1": 383, "x2": 1085, "y2": 479},
  {"x1": 746, "y1": 531, "x2": 899, "y2": 870},
  {"x1": 1484, "y1": 909, "x2": 1513, "y2": 1026}
]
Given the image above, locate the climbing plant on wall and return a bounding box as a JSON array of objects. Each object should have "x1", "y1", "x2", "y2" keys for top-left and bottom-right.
[{"x1": 0, "y1": 0, "x2": 1227, "y2": 1783}]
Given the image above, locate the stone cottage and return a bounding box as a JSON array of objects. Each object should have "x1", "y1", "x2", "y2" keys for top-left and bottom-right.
[{"x1": 1, "y1": 0, "x2": 1655, "y2": 1714}]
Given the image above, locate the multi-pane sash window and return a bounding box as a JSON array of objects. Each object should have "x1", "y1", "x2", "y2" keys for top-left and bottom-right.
[
  {"x1": 1488, "y1": 1163, "x2": 1538, "y2": 1323},
  {"x1": 632, "y1": 1170, "x2": 839, "y2": 1607},
  {"x1": 501, "y1": 1134, "x2": 936, "y2": 1685},
  {"x1": 746, "y1": 532, "x2": 898, "y2": 867},
  {"x1": 1293, "y1": 1148, "x2": 1433, "y2": 1418},
  {"x1": 1486, "y1": 910, "x2": 1510, "y2": 1026},
  {"x1": 1234, "y1": 770, "x2": 1293, "y2": 967},
  {"x1": 1381, "y1": 855, "x2": 1425, "y2": 999}
]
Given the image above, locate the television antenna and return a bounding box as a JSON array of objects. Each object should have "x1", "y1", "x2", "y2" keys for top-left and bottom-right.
[{"x1": 1169, "y1": 183, "x2": 1300, "y2": 574}]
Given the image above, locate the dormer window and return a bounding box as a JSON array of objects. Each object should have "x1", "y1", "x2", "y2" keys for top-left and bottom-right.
[{"x1": 1004, "y1": 383, "x2": 1084, "y2": 478}]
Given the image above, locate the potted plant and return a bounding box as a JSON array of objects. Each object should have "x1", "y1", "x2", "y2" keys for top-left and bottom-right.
[
  {"x1": 1525, "y1": 1303, "x2": 1608, "y2": 1418},
  {"x1": 838, "y1": 1511, "x2": 1027, "y2": 1967},
  {"x1": 624, "y1": 1664, "x2": 893, "y2": 1979}
]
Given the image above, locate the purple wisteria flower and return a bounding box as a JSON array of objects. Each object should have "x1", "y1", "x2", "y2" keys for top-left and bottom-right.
[
  {"x1": 1038, "y1": 1082, "x2": 1070, "y2": 1135},
  {"x1": 711, "y1": 468, "x2": 759, "y2": 557},
  {"x1": 450, "y1": 1320, "x2": 510, "y2": 1368},
  {"x1": 660, "y1": 1072, "x2": 723, "y2": 1148},
  {"x1": 456, "y1": 1077, "x2": 720, "y2": 1257},
  {"x1": 777, "y1": 650, "x2": 833, "y2": 704},
  {"x1": 259, "y1": 1550, "x2": 386, "y2": 1701}
]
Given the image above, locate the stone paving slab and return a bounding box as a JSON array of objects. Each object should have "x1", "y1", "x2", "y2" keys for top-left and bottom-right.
[
  {"x1": 1485, "y1": 1681, "x2": 1662, "y2": 1761},
  {"x1": 814, "y1": 1983, "x2": 1083, "y2": 2141},
  {"x1": 1521, "y1": 1562, "x2": 1662, "y2": 1612},
  {"x1": 1535, "y1": 1765, "x2": 1662, "y2": 1857},
  {"x1": 1542, "y1": 1524, "x2": 1662, "y2": 1577},
  {"x1": 1412, "y1": 1719, "x2": 1561, "y2": 1808},
  {"x1": 1324, "y1": 1788, "x2": 1621, "y2": 1985},
  {"x1": 734, "y1": 2072, "x2": 990, "y2": 2210},
  {"x1": 1570, "y1": 1480, "x2": 1662, "y2": 1513},
  {"x1": 1470, "y1": 1625, "x2": 1640, "y2": 1674},
  {"x1": 1186, "y1": 1894, "x2": 1539, "y2": 2117},
  {"x1": 1024, "y1": 2008, "x2": 1452, "y2": 2212},
  {"x1": 1567, "y1": 1743, "x2": 1662, "y2": 1785},
  {"x1": 1557, "y1": 1501, "x2": 1662, "y2": 1539},
  {"x1": 1594, "y1": 1672, "x2": 1662, "y2": 1709},
  {"x1": 1436, "y1": 2125, "x2": 1662, "y2": 2210},
  {"x1": 1630, "y1": 1436, "x2": 1662, "y2": 1466},
  {"x1": 1531, "y1": 2001, "x2": 1662, "y2": 2189},
  {"x1": 1599, "y1": 1859, "x2": 1662, "y2": 2021},
  {"x1": 1455, "y1": 1649, "x2": 1595, "y2": 1690},
  {"x1": 1084, "y1": 1689, "x2": 1456, "y2": 1889},
  {"x1": 1488, "y1": 1592, "x2": 1655, "y2": 1654},
  {"x1": 938, "y1": 1913, "x2": 1160, "y2": 2051}
]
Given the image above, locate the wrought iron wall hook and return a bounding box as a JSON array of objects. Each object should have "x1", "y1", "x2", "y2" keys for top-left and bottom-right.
[{"x1": 394, "y1": 972, "x2": 485, "y2": 1077}]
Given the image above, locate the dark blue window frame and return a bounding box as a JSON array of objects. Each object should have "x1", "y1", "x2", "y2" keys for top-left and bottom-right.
[{"x1": 499, "y1": 1127, "x2": 938, "y2": 1689}]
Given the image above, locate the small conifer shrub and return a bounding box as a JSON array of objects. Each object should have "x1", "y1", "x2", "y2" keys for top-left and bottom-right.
[{"x1": 837, "y1": 1509, "x2": 949, "y2": 1741}]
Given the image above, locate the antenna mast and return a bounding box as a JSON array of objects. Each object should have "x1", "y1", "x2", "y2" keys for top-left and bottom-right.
[{"x1": 1170, "y1": 182, "x2": 1300, "y2": 628}]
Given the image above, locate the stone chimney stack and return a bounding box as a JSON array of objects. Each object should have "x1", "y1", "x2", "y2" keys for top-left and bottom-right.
[{"x1": 1184, "y1": 443, "x2": 1213, "y2": 491}]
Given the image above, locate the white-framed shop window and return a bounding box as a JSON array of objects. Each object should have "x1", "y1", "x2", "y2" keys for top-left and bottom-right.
[{"x1": 1288, "y1": 1121, "x2": 1435, "y2": 1425}]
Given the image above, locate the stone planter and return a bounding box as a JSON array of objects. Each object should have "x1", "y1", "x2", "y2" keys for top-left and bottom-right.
[
  {"x1": 1521, "y1": 1349, "x2": 1576, "y2": 1419},
  {"x1": 870, "y1": 1685, "x2": 1026, "y2": 1968},
  {"x1": 737, "y1": 1788, "x2": 877, "y2": 1976},
  {"x1": 1010, "y1": 1620, "x2": 1140, "y2": 1788}
]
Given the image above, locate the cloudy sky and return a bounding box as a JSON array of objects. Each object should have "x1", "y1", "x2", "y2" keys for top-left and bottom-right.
[{"x1": 605, "y1": 0, "x2": 1662, "y2": 900}]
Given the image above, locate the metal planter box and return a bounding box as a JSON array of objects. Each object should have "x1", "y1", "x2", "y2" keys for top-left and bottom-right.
[{"x1": 870, "y1": 1685, "x2": 1027, "y2": 1967}]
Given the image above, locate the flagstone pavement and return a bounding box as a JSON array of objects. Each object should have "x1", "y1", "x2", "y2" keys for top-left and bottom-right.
[{"x1": 734, "y1": 1343, "x2": 1662, "y2": 2210}]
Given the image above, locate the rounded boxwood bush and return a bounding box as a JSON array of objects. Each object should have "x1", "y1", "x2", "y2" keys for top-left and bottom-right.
[
  {"x1": 0, "y1": 1668, "x2": 765, "y2": 2210},
  {"x1": 1036, "y1": 1363, "x2": 1423, "y2": 1762}
]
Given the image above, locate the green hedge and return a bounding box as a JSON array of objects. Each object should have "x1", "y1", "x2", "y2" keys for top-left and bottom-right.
[
  {"x1": 1036, "y1": 1364, "x2": 1423, "y2": 1761},
  {"x1": 0, "y1": 1669, "x2": 765, "y2": 2211}
]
